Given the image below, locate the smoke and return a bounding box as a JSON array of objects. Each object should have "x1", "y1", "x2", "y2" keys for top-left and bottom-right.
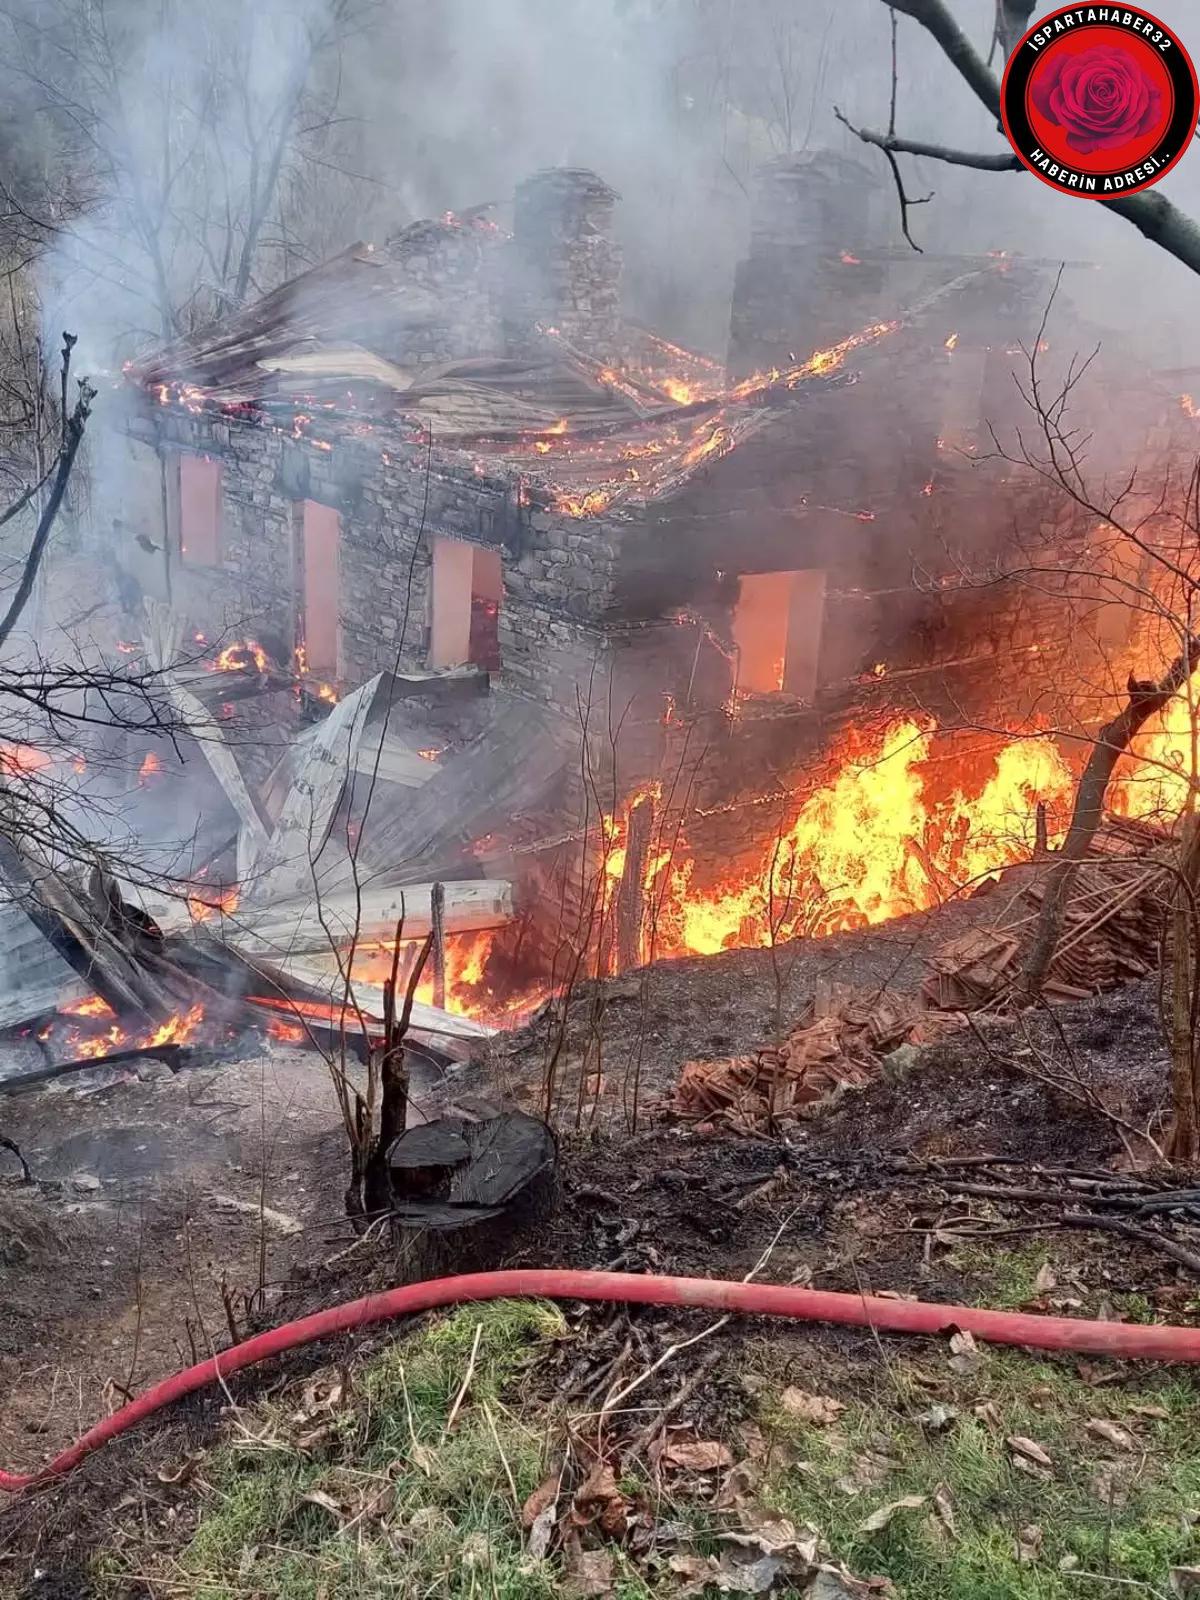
[
  {"x1": 335, "y1": 0, "x2": 1200, "y2": 363},
  {"x1": 7, "y1": 0, "x2": 1199, "y2": 371}
]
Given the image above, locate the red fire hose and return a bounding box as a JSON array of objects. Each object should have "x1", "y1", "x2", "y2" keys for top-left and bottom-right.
[{"x1": 4, "y1": 1267, "x2": 1200, "y2": 1494}]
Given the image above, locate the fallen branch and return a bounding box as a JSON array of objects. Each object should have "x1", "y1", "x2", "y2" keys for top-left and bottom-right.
[{"x1": 0, "y1": 1042, "x2": 193, "y2": 1095}]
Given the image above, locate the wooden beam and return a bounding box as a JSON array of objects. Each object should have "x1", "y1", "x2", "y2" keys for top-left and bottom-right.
[
  {"x1": 616, "y1": 794, "x2": 654, "y2": 972},
  {"x1": 228, "y1": 879, "x2": 514, "y2": 958}
]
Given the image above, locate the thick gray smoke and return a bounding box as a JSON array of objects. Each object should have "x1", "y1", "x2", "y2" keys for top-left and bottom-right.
[{"x1": 7, "y1": 0, "x2": 1199, "y2": 370}]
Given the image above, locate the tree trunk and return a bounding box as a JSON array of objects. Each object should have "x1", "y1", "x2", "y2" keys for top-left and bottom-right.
[
  {"x1": 431, "y1": 881, "x2": 446, "y2": 1010},
  {"x1": 1022, "y1": 640, "x2": 1200, "y2": 1000},
  {"x1": 1167, "y1": 814, "x2": 1200, "y2": 1162}
]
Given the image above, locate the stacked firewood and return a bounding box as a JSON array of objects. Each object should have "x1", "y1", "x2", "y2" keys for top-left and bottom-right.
[{"x1": 677, "y1": 816, "x2": 1173, "y2": 1133}]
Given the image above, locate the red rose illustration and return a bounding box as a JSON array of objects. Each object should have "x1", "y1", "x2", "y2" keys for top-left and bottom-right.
[{"x1": 1031, "y1": 44, "x2": 1163, "y2": 153}]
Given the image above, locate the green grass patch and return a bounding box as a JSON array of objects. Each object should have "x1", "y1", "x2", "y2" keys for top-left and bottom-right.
[
  {"x1": 761, "y1": 1348, "x2": 1200, "y2": 1599},
  {"x1": 98, "y1": 1300, "x2": 569, "y2": 1599},
  {"x1": 942, "y1": 1240, "x2": 1053, "y2": 1310}
]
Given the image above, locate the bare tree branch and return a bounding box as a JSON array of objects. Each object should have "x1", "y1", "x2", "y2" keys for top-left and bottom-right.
[
  {"x1": 0, "y1": 333, "x2": 91, "y2": 652},
  {"x1": 879, "y1": 0, "x2": 1200, "y2": 279}
]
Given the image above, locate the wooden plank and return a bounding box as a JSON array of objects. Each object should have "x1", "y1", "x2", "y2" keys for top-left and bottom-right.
[
  {"x1": 0, "y1": 899, "x2": 87, "y2": 1029},
  {"x1": 242, "y1": 675, "x2": 383, "y2": 906},
  {"x1": 230, "y1": 879, "x2": 513, "y2": 957},
  {"x1": 141, "y1": 599, "x2": 270, "y2": 880},
  {"x1": 235, "y1": 950, "x2": 496, "y2": 1044}
]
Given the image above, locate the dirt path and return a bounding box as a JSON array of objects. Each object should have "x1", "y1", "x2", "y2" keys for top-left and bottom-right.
[{"x1": 0, "y1": 1043, "x2": 364, "y2": 1474}]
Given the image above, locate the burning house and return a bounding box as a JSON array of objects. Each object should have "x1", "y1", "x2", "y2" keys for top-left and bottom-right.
[{"x1": 89, "y1": 151, "x2": 1192, "y2": 1022}]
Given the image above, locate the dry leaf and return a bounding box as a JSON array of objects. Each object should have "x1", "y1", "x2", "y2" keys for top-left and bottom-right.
[
  {"x1": 571, "y1": 1462, "x2": 627, "y2": 1538},
  {"x1": 780, "y1": 1388, "x2": 845, "y2": 1426},
  {"x1": 301, "y1": 1489, "x2": 346, "y2": 1524},
  {"x1": 973, "y1": 1400, "x2": 1002, "y2": 1428},
  {"x1": 808, "y1": 1572, "x2": 898, "y2": 1600},
  {"x1": 1173, "y1": 1568, "x2": 1200, "y2": 1597},
  {"x1": 948, "y1": 1330, "x2": 984, "y2": 1375},
  {"x1": 723, "y1": 1511, "x2": 794, "y2": 1551},
  {"x1": 835, "y1": 1450, "x2": 901, "y2": 1495},
  {"x1": 1132, "y1": 1404, "x2": 1170, "y2": 1420},
  {"x1": 1006, "y1": 1436, "x2": 1053, "y2": 1469},
  {"x1": 932, "y1": 1484, "x2": 956, "y2": 1538},
  {"x1": 858, "y1": 1495, "x2": 927, "y2": 1534},
  {"x1": 663, "y1": 1437, "x2": 735, "y2": 1472},
  {"x1": 713, "y1": 1554, "x2": 791, "y2": 1594},
  {"x1": 875, "y1": 1290, "x2": 918, "y2": 1302},
  {"x1": 703, "y1": 1512, "x2": 823, "y2": 1596},
  {"x1": 563, "y1": 1548, "x2": 615, "y2": 1598},
  {"x1": 669, "y1": 1551, "x2": 715, "y2": 1583},
  {"x1": 522, "y1": 1473, "x2": 561, "y2": 1529},
  {"x1": 1086, "y1": 1419, "x2": 1135, "y2": 1451},
  {"x1": 1015, "y1": 1524, "x2": 1043, "y2": 1565},
  {"x1": 1033, "y1": 1263, "x2": 1057, "y2": 1295},
  {"x1": 737, "y1": 1421, "x2": 769, "y2": 1460},
  {"x1": 715, "y1": 1460, "x2": 761, "y2": 1510}
]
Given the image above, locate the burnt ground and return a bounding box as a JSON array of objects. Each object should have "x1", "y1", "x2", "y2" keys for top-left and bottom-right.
[
  {"x1": 0, "y1": 901, "x2": 1192, "y2": 1597},
  {"x1": 491, "y1": 877, "x2": 1170, "y2": 1144}
]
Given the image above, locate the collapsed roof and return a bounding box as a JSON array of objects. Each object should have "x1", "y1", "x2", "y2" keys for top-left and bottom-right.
[{"x1": 127, "y1": 198, "x2": 1038, "y2": 517}]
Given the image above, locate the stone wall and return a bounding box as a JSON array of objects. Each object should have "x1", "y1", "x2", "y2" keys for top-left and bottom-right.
[{"x1": 120, "y1": 397, "x2": 629, "y2": 730}]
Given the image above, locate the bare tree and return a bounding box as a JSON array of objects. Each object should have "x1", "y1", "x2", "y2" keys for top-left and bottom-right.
[
  {"x1": 0, "y1": 0, "x2": 375, "y2": 344},
  {"x1": 0, "y1": 333, "x2": 203, "y2": 907},
  {"x1": 838, "y1": 1, "x2": 1200, "y2": 275},
  {"x1": 932, "y1": 295, "x2": 1200, "y2": 1156}
]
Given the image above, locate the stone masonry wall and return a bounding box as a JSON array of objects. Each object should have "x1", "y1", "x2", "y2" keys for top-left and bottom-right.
[{"x1": 121, "y1": 398, "x2": 626, "y2": 729}]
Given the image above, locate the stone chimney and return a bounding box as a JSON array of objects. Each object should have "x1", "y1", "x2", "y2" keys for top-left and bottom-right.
[
  {"x1": 727, "y1": 151, "x2": 885, "y2": 380},
  {"x1": 379, "y1": 216, "x2": 504, "y2": 367},
  {"x1": 504, "y1": 167, "x2": 622, "y2": 361}
]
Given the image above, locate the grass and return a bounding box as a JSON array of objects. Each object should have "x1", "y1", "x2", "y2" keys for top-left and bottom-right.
[
  {"x1": 759, "y1": 1347, "x2": 1200, "y2": 1599},
  {"x1": 87, "y1": 1238, "x2": 1200, "y2": 1600},
  {"x1": 96, "y1": 1300, "x2": 578, "y2": 1600},
  {"x1": 942, "y1": 1240, "x2": 1054, "y2": 1310}
]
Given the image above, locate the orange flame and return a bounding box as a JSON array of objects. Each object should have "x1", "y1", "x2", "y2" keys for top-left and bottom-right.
[
  {"x1": 138, "y1": 752, "x2": 161, "y2": 781},
  {"x1": 187, "y1": 884, "x2": 239, "y2": 923},
  {"x1": 267, "y1": 1018, "x2": 305, "y2": 1043},
  {"x1": 0, "y1": 744, "x2": 51, "y2": 778},
  {"x1": 616, "y1": 721, "x2": 1076, "y2": 961},
  {"x1": 655, "y1": 377, "x2": 700, "y2": 405},
  {"x1": 145, "y1": 1004, "x2": 205, "y2": 1048},
  {"x1": 211, "y1": 641, "x2": 269, "y2": 673},
  {"x1": 61, "y1": 995, "x2": 116, "y2": 1018}
]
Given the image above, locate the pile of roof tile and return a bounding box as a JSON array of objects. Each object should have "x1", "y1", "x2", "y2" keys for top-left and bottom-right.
[{"x1": 676, "y1": 982, "x2": 963, "y2": 1133}]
